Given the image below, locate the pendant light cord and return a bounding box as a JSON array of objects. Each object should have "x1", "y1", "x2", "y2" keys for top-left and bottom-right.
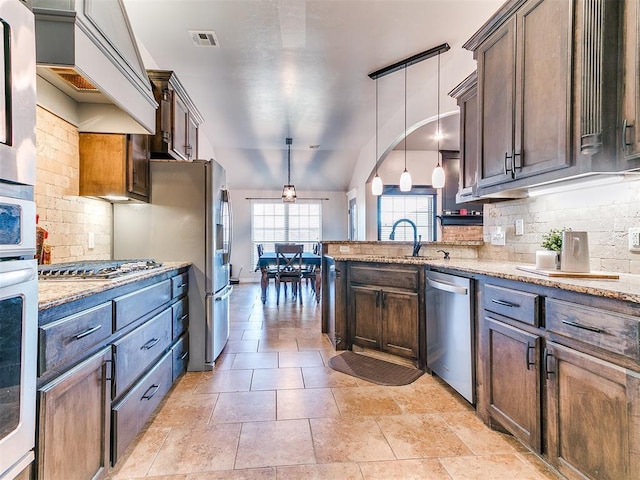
[
  {"x1": 287, "y1": 142, "x2": 291, "y2": 184},
  {"x1": 404, "y1": 63, "x2": 407, "y2": 171},
  {"x1": 436, "y1": 53, "x2": 440, "y2": 158},
  {"x1": 375, "y1": 78, "x2": 379, "y2": 175}
]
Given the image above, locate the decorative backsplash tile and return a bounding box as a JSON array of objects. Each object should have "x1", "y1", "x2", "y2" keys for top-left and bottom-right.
[
  {"x1": 480, "y1": 180, "x2": 640, "y2": 274},
  {"x1": 34, "y1": 107, "x2": 111, "y2": 263}
]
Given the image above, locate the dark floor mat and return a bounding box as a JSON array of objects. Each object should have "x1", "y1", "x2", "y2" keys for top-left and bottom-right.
[{"x1": 328, "y1": 351, "x2": 424, "y2": 386}]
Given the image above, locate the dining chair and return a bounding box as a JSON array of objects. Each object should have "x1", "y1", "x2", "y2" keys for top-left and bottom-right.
[{"x1": 275, "y1": 243, "x2": 304, "y2": 305}]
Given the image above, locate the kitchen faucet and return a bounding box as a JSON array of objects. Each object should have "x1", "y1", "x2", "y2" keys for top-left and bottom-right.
[{"x1": 389, "y1": 218, "x2": 421, "y2": 256}]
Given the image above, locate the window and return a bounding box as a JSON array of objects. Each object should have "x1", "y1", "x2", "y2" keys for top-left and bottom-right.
[
  {"x1": 378, "y1": 186, "x2": 437, "y2": 242},
  {"x1": 251, "y1": 200, "x2": 322, "y2": 267}
]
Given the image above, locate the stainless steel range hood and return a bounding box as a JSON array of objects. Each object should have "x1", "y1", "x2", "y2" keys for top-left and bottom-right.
[{"x1": 32, "y1": 0, "x2": 157, "y2": 134}]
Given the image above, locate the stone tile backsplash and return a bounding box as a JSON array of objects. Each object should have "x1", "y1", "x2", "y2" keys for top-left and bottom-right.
[
  {"x1": 35, "y1": 107, "x2": 111, "y2": 263},
  {"x1": 480, "y1": 179, "x2": 640, "y2": 274}
]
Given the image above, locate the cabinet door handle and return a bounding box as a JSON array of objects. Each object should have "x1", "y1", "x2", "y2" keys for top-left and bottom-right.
[
  {"x1": 375, "y1": 290, "x2": 381, "y2": 308},
  {"x1": 544, "y1": 348, "x2": 555, "y2": 379},
  {"x1": 526, "y1": 343, "x2": 535, "y2": 370},
  {"x1": 180, "y1": 314, "x2": 189, "y2": 321},
  {"x1": 491, "y1": 298, "x2": 519, "y2": 308},
  {"x1": 504, "y1": 152, "x2": 512, "y2": 176},
  {"x1": 74, "y1": 324, "x2": 102, "y2": 340},
  {"x1": 104, "y1": 359, "x2": 113, "y2": 382},
  {"x1": 513, "y1": 151, "x2": 522, "y2": 178},
  {"x1": 141, "y1": 384, "x2": 160, "y2": 401},
  {"x1": 623, "y1": 118, "x2": 634, "y2": 149},
  {"x1": 180, "y1": 351, "x2": 189, "y2": 361},
  {"x1": 141, "y1": 338, "x2": 160, "y2": 350},
  {"x1": 561, "y1": 319, "x2": 604, "y2": 333}
]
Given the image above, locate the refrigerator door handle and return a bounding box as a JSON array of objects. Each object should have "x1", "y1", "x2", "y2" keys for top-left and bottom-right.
[
  {"x1": 215, "y1": 285, "x2": 233, "y2": 301},
  {"x1": 226, "y1": 190, "x2": 233, "y2": 267}
]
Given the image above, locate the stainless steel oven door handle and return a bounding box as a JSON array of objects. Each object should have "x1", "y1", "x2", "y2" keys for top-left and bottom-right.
[
  {"x1": 0, "y1": 267, "x2": 35, "y2": 288},
  {"x1": 427, "y1": 278, "x2": 468, "y2": 295}
]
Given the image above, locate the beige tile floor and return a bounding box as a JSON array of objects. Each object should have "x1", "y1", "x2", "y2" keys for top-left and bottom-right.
[{"x1": 107, "y1": 283, "x2": 562, "y2": 480}]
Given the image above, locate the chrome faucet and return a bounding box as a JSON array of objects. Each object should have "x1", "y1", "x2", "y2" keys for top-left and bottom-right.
[{"x1": 389, "y1": 218, "x2": 422, "y2": 256}]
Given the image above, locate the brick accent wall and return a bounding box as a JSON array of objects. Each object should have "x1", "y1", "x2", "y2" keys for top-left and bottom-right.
[
  {"x1": 480, "y1": 180, "x2": 640, "y2": 274},
  {"x1": 35, "y1": 107, "x2": 112, "y2": 263},
  {"x1": 441, "y1": 225, "x2": 483, "y2": 242}
]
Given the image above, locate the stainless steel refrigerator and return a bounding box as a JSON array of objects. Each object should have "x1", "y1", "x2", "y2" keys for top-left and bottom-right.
[{"x1": 114, "y1": 159, "x2": 232, "y2": 371}]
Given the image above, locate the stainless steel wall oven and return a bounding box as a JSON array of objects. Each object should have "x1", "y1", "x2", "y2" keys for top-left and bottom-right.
[
  {"x1": 0, "y1": 258, "x2": 37, "y2": 479},
  {"x1": 0, "y1": 0, "x2": 37, "y2": 478}
]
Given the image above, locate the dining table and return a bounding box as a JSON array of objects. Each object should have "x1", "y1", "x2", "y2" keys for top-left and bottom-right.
[{"x1": 255, "y1": 252, "x2": 322, "y2": 304}]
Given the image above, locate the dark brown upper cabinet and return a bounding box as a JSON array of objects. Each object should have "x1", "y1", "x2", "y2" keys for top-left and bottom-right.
[
  {"x1": 462, "y1": 0, "x2": 624, "y2": 199},
  {"x1": 147, "y1": 70, "x2": 204, "y2": 161}
]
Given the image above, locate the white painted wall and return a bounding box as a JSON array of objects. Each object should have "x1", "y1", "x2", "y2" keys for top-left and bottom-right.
[{"x1": 229, "y1": 189, "x2": 348, "y2": 282}]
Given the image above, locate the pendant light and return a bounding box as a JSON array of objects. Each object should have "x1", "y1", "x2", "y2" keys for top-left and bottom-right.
[
  {"x1": 282, "y1": 137, "x2": 297, "y2": 203},
  {"x1": 371, "y1": 77, "x2": 383, "y2": 196},
  {"x1": 399, "y1": 64, "x2": 412, "y2": 192},
  {"x1": 431, "y1": 53, "x2": 446, "y2": 189}
]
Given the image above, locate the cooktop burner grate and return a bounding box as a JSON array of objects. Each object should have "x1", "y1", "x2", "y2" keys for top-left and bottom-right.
[{"x1": 38, "y1": 259, "x2": 163, "y2": 280}]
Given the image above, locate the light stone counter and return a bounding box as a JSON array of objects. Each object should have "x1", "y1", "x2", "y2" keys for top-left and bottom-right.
[
  {"x1": 38, "y1": 262, "x2": 191, "y2": 310},
  {"x1": 329, "y1": 255, "x2": 640, "y2": 305}
]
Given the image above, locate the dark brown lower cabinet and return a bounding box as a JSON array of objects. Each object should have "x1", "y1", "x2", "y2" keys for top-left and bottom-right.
[
  {"x1": 545, "y1": 341, "x2": 640, "y2": 480},
  {"x1": 483, "y1": 317, "x2": 541, "y2": 452},
  {"x1": 351, "y1": 284, "x2": 418, "y2": 360},
  {"x1": 37, "y1": 347, "x2": 111, "y2": 480}
]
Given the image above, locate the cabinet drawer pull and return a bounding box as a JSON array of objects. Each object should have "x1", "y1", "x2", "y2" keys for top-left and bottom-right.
[
  {"x1": 74, "y1": 324, "x2": 102, "y2": 340},
  {"x1": 526, "y1": 343, "x2": 535, "y2": 370},
  {"x1": 141, "y1": 384, "x2": 160, "y2": 400},
  {"x1": 180, "y1": 351, "x2": 189, "y2": 361},
  {"x1": 180, "y1": 314, "x2": 188, "y2": 321},
  {"x1": 561, "y1": 319, "x2": 604, "y2": 333},
  {"x1": 544, "y1": 349, "x2": 555, "y2": 379},
  {"x1": 491, "y1": 298, "x2": 519, "y2": 308},
  {"x1": 141, "y1": 338, "x2": 160, "y2": 350},
  {"x1": 177, "y1": 283, "x2": 187, "y2": 289}
]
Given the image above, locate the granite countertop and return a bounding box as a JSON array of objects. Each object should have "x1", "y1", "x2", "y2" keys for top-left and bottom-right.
[
  {"x1": 38, "y1": 262, "x2": 191, "y2": 310},
  {"x1": 330, "y1": 255, "x2": 640, "y2": 305}
]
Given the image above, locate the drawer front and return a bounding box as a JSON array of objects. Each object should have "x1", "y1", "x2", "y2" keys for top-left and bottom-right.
[
  {"x1": 113, "y1": 308, "x2": 172, "y2": 398},
  {"x1": 546, "y1": 298, "x2": 640, "y2": 361},
  {"x1": 172, "y1": 297, "x2": 189, "y2": 340},
  {"x1": 350, "y1": 264, "x2": 419, "y2": 291},
  {"x1": 38, "y1": 302, "x2": 112, "y2": 376},
  {"x1": 112, "y1": 351, "x2": 172, "y2": 464},
  {"x1": 114, "y1": 279, "x2": 171, "y2": 330},
  {"x1": 171, "y1": 272, "x2": 189, "y2": 298},
  {"x1": 483, "y1": 283, "x2": 540, "y2": 326},
  {"x1": 171, "y1": 332, "x2": 189, "y2": 382}
]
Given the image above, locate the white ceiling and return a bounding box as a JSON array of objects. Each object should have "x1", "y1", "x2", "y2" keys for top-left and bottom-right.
[{"x1": 122, "y1": 0, "x2": 503, "y2": 191}]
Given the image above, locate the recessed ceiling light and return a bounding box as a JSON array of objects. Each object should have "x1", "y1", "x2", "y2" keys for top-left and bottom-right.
[
  {"x1": 309, "y1": 145, "x2": 320, "y2": 150},
  {"x1": 188, "y1": 30, "x2": 219, "y2": 47}
]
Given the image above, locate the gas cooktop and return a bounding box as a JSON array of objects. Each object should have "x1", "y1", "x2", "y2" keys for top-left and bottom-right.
[{"x1": 38, "y1": 259, "x2": 163, "y2": 280}]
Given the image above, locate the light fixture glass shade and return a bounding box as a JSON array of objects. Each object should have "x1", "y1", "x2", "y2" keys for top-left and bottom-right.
[
  {"x1": 432, "y1": 164, "x2": 445, "y2": 188},
  {"x1": 399, "y1": 169, "x2": 412, "y2": 192},
  {"x1": 371, "y1": 174, "x2": 383, "y2": 196},
  {"x1": 282, "y1": 184, "x2": 297, "y2": 203}
]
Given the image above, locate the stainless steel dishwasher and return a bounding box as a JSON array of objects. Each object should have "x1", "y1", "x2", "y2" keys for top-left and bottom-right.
[{"x1": 425, "y1": 270, "x2": 474, "y2": 403}]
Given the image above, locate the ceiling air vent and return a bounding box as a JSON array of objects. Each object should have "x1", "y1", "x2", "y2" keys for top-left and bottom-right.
[{"x1": 189, "y1": 30, "x2": 219, "y2": 47}]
